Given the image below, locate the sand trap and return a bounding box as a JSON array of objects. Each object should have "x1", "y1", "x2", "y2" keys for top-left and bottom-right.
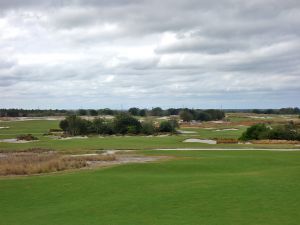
[
  {"x1": 101, "y1": 150, "x2": 134, "y2": 155},
  {"x1": 59, "y1": 136, "x2": 88, "y2": 140},
  {"x1": 203, "y1": 127, "x2": 214, "y2": 129},
  {"x1": 157, "y1": 116, "x2": 169, "y2": 120},
  {"x1": 0, "y1": 139, "x2": 38, "y2": 143},
  {"x1": 249, "y1": 116, "x2": 273, "y2": 119},
  {"x1": 0, "y1": 126, "x2": 9, "y2": 129},
  {"x1": 177, "y1": 130, "x2": 197, "y2": 134},
  {"x1": 183, "y1": 139, "x2": 216, "y2": 144},
  {"x1": 215, "y1": 128, "x2": 238, "y2": 131},
  {"x1": 211, "y1": 121, "x2": 225, "y2": 124}
]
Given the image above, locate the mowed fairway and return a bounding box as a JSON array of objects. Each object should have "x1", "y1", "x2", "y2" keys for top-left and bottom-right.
[{"x1": 1, "y1": 151, "x2": 300, "y2": 225}]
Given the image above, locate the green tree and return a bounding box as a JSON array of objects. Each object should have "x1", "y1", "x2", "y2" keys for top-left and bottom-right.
[
  {"x1": 159, "y1": 120, "x2": 177, "y2": 133},
  {"x1": 179, "y1": 110, "x2": 193, "y2": 122},
  {"x1": 128, "y1": 107, "x2": 140, "y2": 116},
  {"x1": 239, "y1": 124, "x2": 270, "y2": 141},
  {"x1": 113, "y1": 113, "x2": 142, "y2": 134}
]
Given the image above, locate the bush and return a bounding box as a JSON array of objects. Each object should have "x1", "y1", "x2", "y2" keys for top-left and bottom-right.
[
  {"x1": 59, "y1": 115, "x2": 90, "y2": 136},
  {"x1": 195, "y1": 111, "x2": 212, "y2": 121},
  {"x1": 113, "y1": 113, "x2": 142, "y2": 134},
  {"x1": 16, "y1": 134, "x2": 38, "y2": 141},
  {"x1": 159, "y1": 120, "x2": 178, "y2": 133},
  {"x1": 239, "y1": 124, "x2": 270, "y2": 141},
  {"x1": 141, "y1": 121, "x2": 157, "y2": 135},
  {"x1": 239, "y1": 123, "x2": 300, "y2": 141},
  {"x1": 128, "y1": 107, "x2": 140, "y2": 116},
  {"x1": 179, "y1": 110, "x2": 193, "y2": 122}
]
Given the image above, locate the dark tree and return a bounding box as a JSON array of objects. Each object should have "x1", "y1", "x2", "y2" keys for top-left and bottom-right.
[{"x1": 128, "y1": 107, "x2": 140, "y2": 116}]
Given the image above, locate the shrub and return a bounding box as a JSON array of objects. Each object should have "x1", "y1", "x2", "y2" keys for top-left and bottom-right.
[
  {"x1": 141, "y1": 121, "x2": 157, "y2": 135},
  {"x1": 59, "y1": 115, "x2": 90, "y2": 136},
  {"x1": 128, "y1": 107, "x2": 140, "y2": 116},
  {"x1": 16, "y1": 134, "x2": 38, "y2": 141},
  {"x1": 49, "y1": 128, "x2": 63, "y2": 132},
  {"x1": 195, "y1": 111, "x2": 212, "y2": 121},
  {"x1": 239, "y1": 123, "x2": 300, "y2": 141},
  {"x1": 179, "y1": 110, "x2": 193, "y2": 122},
  {"x1": 239, "y1": 124, "x2": 270, "y2": 141},
  {"x1": 113, "y1": 113, "x2": 142, "y2": 134},
  {"x1": 159, "y1": 120, "x2": 178, "y2": 133}
]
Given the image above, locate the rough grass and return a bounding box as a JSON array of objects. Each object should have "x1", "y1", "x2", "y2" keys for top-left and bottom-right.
[
  {"x1": 0, "y1": 151, "x2": 115, "y2": 175},
  {"x1": 0, "y1": 151, "x2": 299, "y2": 225}
]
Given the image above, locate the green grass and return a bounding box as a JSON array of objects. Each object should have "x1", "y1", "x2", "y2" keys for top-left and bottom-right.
[
  {"x1": 0, "y1": 120, "x2": 59, "y2": 139},
  {"x1": 180, "y1": 126, "x2": 248, "y2": 139},
  {"x1": 1, "y1": 150, "x2": 300, "y2": 225},
  {"x1": 0, "y1": 120, "x2": 299, "y2": 151}
]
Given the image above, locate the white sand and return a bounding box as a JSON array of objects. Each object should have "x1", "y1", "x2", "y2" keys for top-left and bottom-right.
[
  {"x1": 59, "y1": 136, "x2": 88, "y2": 140},
  {"x1": 183, "y1": 139, "x2": 217, "y2": 144},
  {"x1": 0, "y1": 139, "x2": 38, "y2": 143},
  {"x1": 215, "y1": 128, "x2": 238, "y2": 131},
  {"x1": 177, "y1": 130, "x2": 197, "y2": 134}
]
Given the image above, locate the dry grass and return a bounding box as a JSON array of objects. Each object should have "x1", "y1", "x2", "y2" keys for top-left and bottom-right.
[
  {"x1": 251, "y1": 139, "x2": 300, "y2": 144},
  {"x1": 216, "y1": 139, "x2": 238, "y2": 144},
  {"x1": 0, "y1": 151, "x2": 116, "y2": 176}
]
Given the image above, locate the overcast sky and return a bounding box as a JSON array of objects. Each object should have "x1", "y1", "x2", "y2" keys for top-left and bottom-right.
[{"x1": 0, "y1": 0, "x2": 299, "y2": 109}]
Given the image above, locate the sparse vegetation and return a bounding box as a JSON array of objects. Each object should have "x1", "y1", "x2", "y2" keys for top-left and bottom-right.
[
  {"x1": 16, "y1": 134, "x2": 38, "y2": 141},
  {"x1": 0, "y1": 151, "x2": 115, "y2": 175}
]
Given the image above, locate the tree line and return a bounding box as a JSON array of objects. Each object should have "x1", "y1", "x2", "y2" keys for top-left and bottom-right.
[
  {"x1": 179, "y1": 109, "x2": 225, "y2": 122},
  {"x1": 59, "y1": 114, "x2": 178, "y2": 136},
  {"x1": 251, "y1": 107, "x2": 300, "y2": 115},
  {"x1": 1, "y1": 107, "x2": 298, "y2": 117},
  {"x1": 0, "y1": 107, "x2": 224, "y2": 119}
]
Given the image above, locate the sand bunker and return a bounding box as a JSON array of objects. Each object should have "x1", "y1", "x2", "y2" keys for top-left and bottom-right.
[
  {"x1": 215, "y1": 128, "x2": 238, "y2": 131},
  {"x1": 177, "y1": 130, "x2": 197, "y2": 134},
  {"x1": 183, "y1": 139, "x2": 217, "y2": 144},
  {"x1": 59, "y1": 136, "x2": 88, "y2": 140},
  {"x1": 0, "y1": 139, "x2": 38, "y2": 143},
  {"x1": 0, "y1": 126, "x2": 9, "y2": 129},
  {"x1": 249, "y1": 116, "x2": 273, "y2": 119},
  {"x1": 211, "y1": 121, "x2": 225, "y2": 124},
  {"x1": 157, "y1": 116, "x2": 170, "y2": 120}
]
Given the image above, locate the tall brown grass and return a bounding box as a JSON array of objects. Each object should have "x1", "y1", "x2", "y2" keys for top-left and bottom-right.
[
  {"x1": 0, "y1": 152, "x2": 116, "y2": 176},
  {"x1": 251, "y1": 139, "x2": 300, "y2": 144},
  {"x1": 216, "y1": 139, "x2": 238, "y2": 144}
]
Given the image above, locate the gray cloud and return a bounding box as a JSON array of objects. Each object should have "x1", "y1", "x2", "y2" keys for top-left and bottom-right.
[{"x1": 0, "y1": 0, "x2": 299, "y2": 108}]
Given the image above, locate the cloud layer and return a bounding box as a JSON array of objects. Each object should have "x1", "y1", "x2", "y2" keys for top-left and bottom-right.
[{"x1": 0, "y1": 0, "x2": 299, "y2": 108}]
